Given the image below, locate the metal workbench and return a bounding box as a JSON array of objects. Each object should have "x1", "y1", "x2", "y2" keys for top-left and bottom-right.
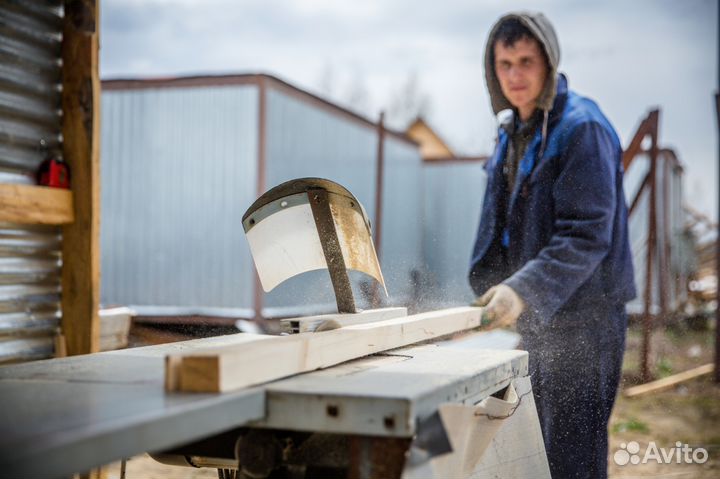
[{"x1": 0, "y1": 332, "x2": 538, "y2": 478}]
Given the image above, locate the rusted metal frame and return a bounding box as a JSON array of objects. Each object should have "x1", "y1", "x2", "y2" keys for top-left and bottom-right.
[
  {"x1": 641, "y1": 112, "x2": 660, "y2": 382},
  {"x1": 660, "y1": 148, "x2": 683, "y2": 172},
  {"x1": 101, "y1": 74, "x2": 263, "y2": 91},
  {"x1": 715, "y1": 91, "x2": 719, "y2": 383},
  {"x1": 623, "y1": 109, "x2": 659, "y2": 172},
  {"x1": 308, "y1": 189, "x2": 357, "y2": 314},
  {"x1": 348, "y1": 436, "x2": 412, "y2": 479},
  {"x1": 260, "y1": 76, "x2": 416, "y2": 147},
  {"x1": 253, "y1": 76, "x2": 267, "y2": 321},
  {"x1": 371, "y1": 112, "x2": 386, "y2": 308},
  {"x1": 660, "y1": 153, "x2": 672, "y2": 315},
  {"x1": 374, "y1": 112, "x2": 386, "y2": 260},
  {"x1": 629, "y1": 169, "x2": 651, "y2": 216}
]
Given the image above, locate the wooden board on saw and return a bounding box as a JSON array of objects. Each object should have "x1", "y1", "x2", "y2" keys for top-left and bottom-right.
[
  {"x1": 280, "y1": 306, "x2": 407, "y2": 333},
  {"x1": 166, "y1": 306, "x2": 483, "y2": 393}
]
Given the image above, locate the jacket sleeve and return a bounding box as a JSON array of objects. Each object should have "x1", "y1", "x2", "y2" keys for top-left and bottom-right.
[{"x1": 503, "y1": 121, "x2": 619, "y2": 320}]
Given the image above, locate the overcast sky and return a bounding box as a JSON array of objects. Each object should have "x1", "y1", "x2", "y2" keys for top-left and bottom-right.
[{"x1": 101, "y1": 0, "x2": 718, "y2": 217}]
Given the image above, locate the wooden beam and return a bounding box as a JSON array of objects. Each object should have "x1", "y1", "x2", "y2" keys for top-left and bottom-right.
[
  {"x1": 280, "y1": 307, "x2": 407, "y2": 333},
  {"x1": 167, "y1": 307, "x2": 483, "y2": 393},
  {"x1": 163, "y1": 333, "x2": 276, "y2": 390},
  {"x1": 624, "y1": 363, "x2": 714, "y2": 398},
  {"x1": 60, "y1": 0, "x2": 101, "y2": 356},
  {"x1": 0, "y1": 184, "x2": 74, "y2": 225}
]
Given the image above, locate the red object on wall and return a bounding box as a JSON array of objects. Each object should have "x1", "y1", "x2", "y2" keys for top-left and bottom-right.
[{"x1": 36, "y1": 154, "x2": 71, "y2": 189}]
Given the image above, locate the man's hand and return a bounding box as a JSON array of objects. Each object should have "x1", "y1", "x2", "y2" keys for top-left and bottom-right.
[{"x1": 472, "y1": 284, "x2": 526, "y2": 329}]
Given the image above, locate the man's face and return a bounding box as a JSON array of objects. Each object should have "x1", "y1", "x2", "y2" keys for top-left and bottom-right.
[{"x1": 493, "y1": 36, "x2": 548, "y2": 119}]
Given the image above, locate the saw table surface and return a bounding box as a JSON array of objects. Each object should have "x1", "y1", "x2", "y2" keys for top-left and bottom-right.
[{"x1": 0, "y1": 332, "x2": 527, "y2": 478}]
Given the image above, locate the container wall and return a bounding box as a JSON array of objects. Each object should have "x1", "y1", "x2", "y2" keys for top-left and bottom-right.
[
  {"x1": 100, "y1": 85, "x2": 259, "y2": 316},
  {"x1": 421, "y1": 161, "x2": 487, "y2": 308},
  {"x1": 379, "y1": 138, "x2": 424, "y2": 306}
]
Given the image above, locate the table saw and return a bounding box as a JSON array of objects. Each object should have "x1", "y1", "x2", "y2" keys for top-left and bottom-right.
[{"x1": 0, "y1": 329, "x2": 548, "y2": 478}]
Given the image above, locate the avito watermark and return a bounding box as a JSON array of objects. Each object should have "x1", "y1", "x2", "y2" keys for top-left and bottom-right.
[{"x1": 614, "y1": 441, "x2": 709, "y2": 466}]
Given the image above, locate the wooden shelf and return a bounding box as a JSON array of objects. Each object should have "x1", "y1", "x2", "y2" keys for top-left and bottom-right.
[{"x1": 0, "y1": 183, "x2": 74, "y2": 225}]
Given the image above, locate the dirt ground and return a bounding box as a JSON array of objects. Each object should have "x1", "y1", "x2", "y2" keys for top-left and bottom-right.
[
  {"x1": 99, "y1": 322, "x2": 719, "y2": 479},
  {"x1": 608, "y1": 323, "x2": 720, "y2": 478}
]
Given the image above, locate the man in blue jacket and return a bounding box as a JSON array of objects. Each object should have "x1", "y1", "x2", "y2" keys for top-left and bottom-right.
[{"x1": 469, "y1": 12, "x2": 636, "y2": 478}]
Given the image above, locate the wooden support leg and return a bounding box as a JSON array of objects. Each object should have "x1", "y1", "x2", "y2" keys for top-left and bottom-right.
[
  {"x1": 76, "y1": 467, "x2": 106, "y2": 479},
  {"x1": 348, "y1": 436, "x2": 411, "y2": 479}
]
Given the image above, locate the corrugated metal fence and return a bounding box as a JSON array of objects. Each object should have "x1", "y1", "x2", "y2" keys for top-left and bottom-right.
[
  {"x1": 100, "y1": 76, "x2": 428, "y2": 317},
  {"x1": 0, "y1": 0, "x2": 63, "y2": 363},
  {"x1": 100, "y1": 79, "x2": 689, "y2": 329},
  {"x1": 421, "y1": 161, "x2": 487, "y2": 308},
  {"x1": 101, "y1": 85, "x2": 259, "y2": 317}
]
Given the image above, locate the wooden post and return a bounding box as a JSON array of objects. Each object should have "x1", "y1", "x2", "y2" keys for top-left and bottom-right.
[{"x1": 61, "y1": 0, "x2": 101, "y2": 356}]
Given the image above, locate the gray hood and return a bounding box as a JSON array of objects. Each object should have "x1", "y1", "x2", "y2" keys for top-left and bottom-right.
[{"x1": 484, "y1": 12, "x2": 560, "y2": 115}]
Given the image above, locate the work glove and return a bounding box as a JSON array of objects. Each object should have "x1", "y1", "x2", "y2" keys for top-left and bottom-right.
[{"x1": 472, "y1": 284, "x2": 525, "y2": 329}]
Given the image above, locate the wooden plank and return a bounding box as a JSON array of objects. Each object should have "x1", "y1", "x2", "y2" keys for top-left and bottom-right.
[
  {"x1": 280, "y1": 307, "x2": 407, "y2": 333},
  {"x1": 169, "y1": 306, "x2": 483, "y2": 393},
  {"x1": 162, "y1": 333, "x2": 275, "y2": 390},
  {"x1": 0, "y1": 184, "x2": 74, "y2": 225},
  {"x1": 98, "y1": 308, "x2": 133, "y2": 351},
  {"x1": 624, "y1": 363, "x2": 714, "y2": 398},
  {"x1": 60, "y1": 0, "x2": 101, "y2": 356}
]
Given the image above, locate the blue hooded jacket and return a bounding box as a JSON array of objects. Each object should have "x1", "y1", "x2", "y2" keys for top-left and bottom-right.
[{"x1": 469, "y1": 73, "x2": 636, "y2": 330}]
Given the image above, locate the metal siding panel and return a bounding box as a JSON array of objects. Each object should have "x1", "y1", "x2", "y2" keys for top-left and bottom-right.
[
  {"x1": 0, "y1": 0, "x2": 62, "y2": 177},
  {"x1": 262, "y1": 88, "x2": 378, "y2": 315},
  {"x1": 0, "y1": 223, "x2": 62, "y2": 363},
  {"x1": 671, "y1": 169, "x2": 685, "y2": 305},
  {"x1": 623, "y1": 154, "x2": 650, "y2": 206},
  {"x1": 100, "y1": 86, "x2": 259, "y2": 315},
  {"x1": 627, "y1": 189, "x2": 650, "y2": 315},
  {"x1": 380, "y1": 138, "x2": 424, "y2": 305},
  {"x1": 421, "y1": 162, "x2": 487, "y2": 307},
  {"x1": 0, "y1": 2, "x2": 63, "y2": 362}
]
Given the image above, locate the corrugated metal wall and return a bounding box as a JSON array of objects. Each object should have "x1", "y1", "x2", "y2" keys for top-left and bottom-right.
[
  {"x1": 380, "y1": 138, "x2": 424, "y2": 305},
  {"x1": 0, "y1": 1, "x2": 63, "y2": 363},
  {"x1": 625, "y1": 154, "x2": 651, "y2": 314},
  {"x1": 421, "y1": 162, "x2": 487, "y2": 308},
  {"x1": 625, "y1": 151, "x2": 686, "y2": 315},
  {"x1": 100, "y1": 86, "x2": 259, "y2": 316},
  {"x1": 99, "y1": 78, "x2": 693, "y2": 323},
  {"x1": 668, "y1": 161, "x2": 686, "y2": 309}
]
